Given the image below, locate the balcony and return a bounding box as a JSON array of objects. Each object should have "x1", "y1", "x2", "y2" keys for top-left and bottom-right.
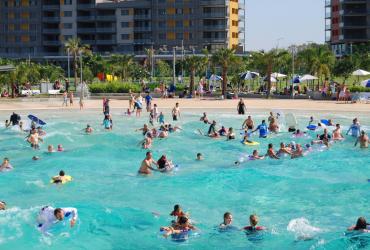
[
  {"x1": 325, "y1": 24, "x2": 331, "y2": 30},
  {"x1": 134, "y1": 26, "x2": 151, "y2": 32},
  {"x1": 96, "y1": 27, "x2": 116, "y2": 33},
  {"x1": 340, "y1": 0, "x2": 367, "y2": 3},
  {"x1": 325, "y1": 12, "x2": 331, "y2": 18},
  {"x1": 42, "y1": 5, "x2": 60, "y2": 11},
  {"x1": 42, "y1": 28, "x2": 60, "y2": 34},
  {"x1": 77, "y1": 16, "x2": 96, "y2": 21},
  {"x1": 43, "y1": 41, "x2": 61, "y2": 46},
  {"x1": 133, "y1": 39, "x2": 152, "y2": 44},
  {"x1": 77, "y1": 4, "x2": 96, "y2": 9},
  {"x1": 202, "y1": 24, "x2": 226, "y2": 30},
  {"x1": 325, "y1": 0, "x2": 331, "y2": 6},
  {"x1": 134, "y1": 14, "x2": 151, "y2": 19},
  {"x1": 202, "y1": 12, "x2": 227, "y2": 19},
  {"x1": 200, "y1": 0, "x2": 225, "y2": 6},
  {"x1": 96, "y1": 15, "x2": 116, "y2": 21},
  {"x1": 77, "y1": 28, "x2": 96, "y2": 33},
  {"x1": 340, "y1": 9, "x2": 368, "y2": 16},
  {"x1": 96, "y1": 39, "x2": 116, "y2": 45},
  {"x1": 43, "y1": 17, "x2": 60, "y2": 22},
  {"x1": 81, "y1": 40, "x2": 96, "y2": 45}
]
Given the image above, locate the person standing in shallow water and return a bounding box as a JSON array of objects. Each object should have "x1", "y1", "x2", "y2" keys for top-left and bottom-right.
[{"x1": 237, "y1": 98, "x2": 246, "y2": 115}]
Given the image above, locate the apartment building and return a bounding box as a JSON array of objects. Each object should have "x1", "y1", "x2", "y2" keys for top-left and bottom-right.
[
  {"x1": 325, "y1": 0, "x2": 370, "y2": 57},
  {"x1": 0, "y1": 0, "x2": 246, "y2": 58}
]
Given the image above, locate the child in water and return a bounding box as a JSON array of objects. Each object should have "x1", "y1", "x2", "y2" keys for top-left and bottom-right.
[
  {"x1": 243, "y1": 214, "x2": 266, "y2": 232},
  {"x1": 159, "y1": 112, "x2": 165, "y2": 124}
]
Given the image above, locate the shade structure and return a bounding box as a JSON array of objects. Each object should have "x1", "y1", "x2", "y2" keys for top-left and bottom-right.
[
  {"x1": 208, "y1": 74, "x2": 223, "y2": 81},
  {"x1": 0, "y1": 65, "x2": 15, "y2": 72},
  {"x1": 271, "y1": 72, "x2": 287, "y2": 78},
  {"x1": 361, "y1": 79, "x2": 370, "y2": 88},
  {"x1": 263, "y1": 76, "x2": 277, "y2": 83},
  {"x1": 352, "y1": 69, "x2": 370, "y2": 76},
  {"x1": 240, "y1": 71, "x2": 259, "y2": 80},
  {"x1": 300, "y1": 74, "x2": 318, "y2": 82}
]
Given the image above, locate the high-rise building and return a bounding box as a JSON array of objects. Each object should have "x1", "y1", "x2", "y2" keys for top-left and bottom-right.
[
  {"x1": 325, "y1": 0, "x2": 370, "y2": 57},
  {"x1": 0, "y1": 0, "x2": 246, "y2": 58}
]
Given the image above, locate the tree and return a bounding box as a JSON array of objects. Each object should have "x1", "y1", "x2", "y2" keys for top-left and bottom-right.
[
  {"x1": 144, "y1": 48, "x2": 155, "y2": 81},
  {"x1": 156, "y1": 60, "x2": 171, "y2": 79},
  {"x1": 183, "y1": 55, "x2": 208, "y2": 95},
  {"x1": 64, "y1": 37, "x2": 90, "y2": 88},
  {"x1": 211, "y1": 48, "x2": 239, "y2": 97},
  {"x1": 109, "y1": 54, "x2": 134, "y2": 81},
  {"x1": 82, "y1": 67, "x2": 94, "y2": 83},
  {"x1": 332, "y1": 57, "x2": 355, "y2": 83}
]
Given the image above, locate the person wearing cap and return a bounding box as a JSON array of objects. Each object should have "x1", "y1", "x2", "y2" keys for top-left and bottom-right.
[
  {"x1": 355, "y1": 130, "x2": 369, "y2": 148},
  {"x1": 85, "y1": 124, "x2": 93, "y2": 134},
  {"x1": 0, "y1": 201, "x2": 6, "y2": 210}
]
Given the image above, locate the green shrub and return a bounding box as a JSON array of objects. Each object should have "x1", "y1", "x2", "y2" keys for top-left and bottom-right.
[
  {"x1": 349, "y1": 86, "x2": 370, "y2": 93},
  {"x1": 88, "y1": 81, "x2": 141, "y2": 93}
]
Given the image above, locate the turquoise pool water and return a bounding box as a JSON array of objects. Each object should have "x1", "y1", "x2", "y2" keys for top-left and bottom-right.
[{"x1": 0, "y1": 108, "x2": 369, "y2": 250}]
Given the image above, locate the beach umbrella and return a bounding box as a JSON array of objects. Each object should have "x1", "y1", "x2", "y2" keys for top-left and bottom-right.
[
  {"x1": 352, "y1": 69, "x2": 370, "y2": 76},
  {"x1": 299, "y1": 74, "x2": 318, "y2": 82},
  {"x1": 208, "y1": 74, "x2": 223, "y2": 81},
  {"x1": 263, "y1": 76, "x2": 277, "y2": 83},
  {"x1": 361, "y1": 79, "x2": 370, "y2": 88},
  {"x1": 271, "y1": 72, "x2": 287, "y2": 78},
  {"x1": 240, "y1": 71, "x2": 259, "y2": 80}
]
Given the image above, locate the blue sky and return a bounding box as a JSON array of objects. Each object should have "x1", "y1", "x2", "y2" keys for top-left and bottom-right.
[{"x1": 245, "y1": 0, "x2": 325, "y2": 51}]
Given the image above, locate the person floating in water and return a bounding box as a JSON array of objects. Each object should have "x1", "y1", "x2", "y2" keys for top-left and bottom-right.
[
  {"x1": 252, "y1": 120, "x2": 268, "y2": 138},
  {"x1": 0, "y1": 158, "x2": 13, "y2": 172},
  {"x1": 347, "y1": 217, "x2": 369, "y2": 232},
  {"x1": 249, "y1": 150, "x2": 265, "y2": 160},
  {"x1": 346, "y1": 118, "x2": 361, "y2": 137},
  {"x1": 243, "y1": 214, "x2": 266, "y2": 232},
  {"x1": 0, "y1": 201, "x2": 6, "y2": 210},
  {"x1": 355, "y1": 130, "x2": 369, "y2": 148},
  {"x1": 37, "y1": 206, "x2": 78, "y2": 234},
  {"x1": 277, "y1": 142, "x2": 292, "y2": 157},
  {"x1": 85, "y1": 124, "x2": 93, "y2": 134},
  {"x1": 160, "y1": 216, "x2": 196, "y2": 238},
  {"x1": 226, "y1": 127, "x2": 235, "y2": 140},
  {"x1": 196, "y1": 153, "x2": 203, "y2": 161},
  {"x1": 219, "y1": 212, "x2": 234, "y2": 230},
  {"x1": 138, "y1": 151, "x2": 158, "y2": 175},
  {"x1": 51, "y1": 170, "x2": 72, "y2": 184}
]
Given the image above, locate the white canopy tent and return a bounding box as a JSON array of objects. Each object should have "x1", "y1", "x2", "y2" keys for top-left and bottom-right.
[
  {"x1": 300, "y1": 74, "x2": 318, "y2": 82},
  {"x1": 271, "y1": 72, "x2": 287, "y2": 78},
  {"x1": 352, "y1": 69, "x2": 370, "y2": 76}
]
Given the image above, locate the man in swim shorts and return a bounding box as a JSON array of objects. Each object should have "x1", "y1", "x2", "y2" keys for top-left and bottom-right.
[
  {"x1": 37, "y1": 206, "x2": 78, "y2": 233},
  {"x1": 200, "y1": 112, "x2": 210, "y2": 124},
  {"x1": 207, "y1": 120, "x2": 218, "y2": 137},
  {"x1": 266, "y1": 143, "x2": 279, "y2": 159},
  {"x1": 252, "y1": 120, "x2": 268, "y2": 138},
  {"x1": 138, "y1": 151, "x2": 158, "y2": 175},
  {"x1": 332, "y1": 124, "x2": 344, "y2": 141},
  {"x1": 9, "y1": 112, "x2": 21, "y2": 126},
  {"x1": 242, "y1": 116, "x2": 254, "y2": 130},
  {"x1": 355, "y1": 130, "x2": 369, "y2": 148},
  {"x1": 291, "y1": 144, "x2": 304, "y2": 159},
  {"x1": 172, "y1": 103, "x2": 180, "y2": 121},
  {"x1": 277, "y1": 142, "x2": 292, "y2": 156}
]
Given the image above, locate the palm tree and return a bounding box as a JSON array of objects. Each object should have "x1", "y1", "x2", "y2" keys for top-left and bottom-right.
[
  {"x1": 211, "y1": 48, "x2": 239, "y2": 97},
  {"x1": 144, "y1": 48, "x2": 155, "y2": 81},
  {"x1": 183, "y1": 55, "x2": 208, "y2": 95},
  {"x1": 64, "y1": 37, "x2": 90, "y2": 89},
  {"x1": 109, "y1": 54, "x2": 134, "y2": 81}
]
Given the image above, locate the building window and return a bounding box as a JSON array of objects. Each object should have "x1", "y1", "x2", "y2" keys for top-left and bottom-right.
[
  {"x1": 158, "y1": 9, "x2": 166, "y2": 15},
  {"x1": 64, "y1": 11, "x2": 72, "y2": 17},
  {"x1": 176, "y1": 21, "x2": 183, "y2": 28},
  {"x1": 15, "y1": 0, "x2": 21, "y2": 7},
  {"x1": 121, "y1": 22, "x2": 130, "y2": 28},
  {"x1": 30, "y1": 36, "x2": 36, "y2": 41},
  {"x1": 121, "y1": 34, "x2": 130, "y2": 40},
  {"x1": 158, "y1": 21, "x2": 165, "y2": 28},
  {"x1": 63, "y1": 23, "x2": 73, "y2": 29},
  {"x1": 64, "y1": 35, "x2": 73, "y2": 40},
  {"x1": 64, "y1": 0, "x2": 72, "y2": 4},
  {"x1": 176, "y1": 33, "x2": 183, "y2": 40},
  {"x1": 232, "y1": 8, "x2": 238, "y2": 14},
  {"x1": 189, "y1": 8, "x2": 194, "y2": 14},
  {"x1": 158, "y1": 33, "x2": 165, "y2": 39},
  {"x1": 189, "y1": 33, "x2": 193, "y2": 39},
  {"x1": 176, "y1": 8, "x2": 183, "y2": 14},
  {"x1": 29, "y1": 0, "x2": 37, "y2": 5},
  {"x1": 232, "y1": 20, "x2": 238, "y2": 26},
  {"x1": 121, "y1": 9, "x2": 129, "y2": 15}
]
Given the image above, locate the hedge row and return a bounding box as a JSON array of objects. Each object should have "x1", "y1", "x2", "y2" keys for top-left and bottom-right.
[
  {"x1": 89, "y1": 82, "x2": 141, "y2": 93},
  {"x1": 349, "y1": 86, "x2": 370, "y2": 93}
]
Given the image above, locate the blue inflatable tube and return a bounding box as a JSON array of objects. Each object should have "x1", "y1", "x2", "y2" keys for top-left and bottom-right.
[{"x1": 307, "y1": 125, "x2": 317, "y2": 130}]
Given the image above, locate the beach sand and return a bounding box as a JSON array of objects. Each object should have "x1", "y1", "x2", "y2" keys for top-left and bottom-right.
[{"x1": 0, "y1": 97, "x2": 369, "y2": 113}]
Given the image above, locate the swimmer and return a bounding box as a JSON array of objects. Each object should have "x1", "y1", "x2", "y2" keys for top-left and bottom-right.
[
  {"x1": 226, "y1": 127, "x2": 235, "y2": 140},
  {"x1": 277, "y1": 142, "x2": 292, "y2": 156},
  {"x1": 355, "y1": 130, "x2": 369, "y2": 148},
  {"x1": 242, "y1": 133, "x2": 253, "y2": 144},
  {"x1": 293, "y1": 129, "x2": 306, "y2": 137},
  {"x1": 57, "y1": 144, "x2": 64, "y2": 152},
  {"x1": 219, "y1": 212, "x2": 233, "y2": 229},
  {"x1": 242, "y1": 115, "x2": 254, "y2": 130},
  {"x1": 308, "y1": 116, "x2": 314, "y2": 125},
  {"x1": 291, "y1": 144, "x2": 304, "y2": 159},
  {"x1": 32, "y1": 156, "x2": 40, "y2": 161},
  {"x1": 266, "y1": 143, "x2": 279, "y2": 159},
  {"x1": 269, "y1": 117, "x2": 279, "y2": 133},
  {"x1": 332, "y1": 124, "x2": 344, "y2": 141},
  {"x1": 153, "y1": 104, "x2": 159, "y2": 120},
  {"x1": 47, "y1": 145, "x2": 54, "y2": 153},
  {"x1": 142, "y1": 133, "x2": 153, "y2": 149},
  {"x1": 346, "y1": 118, "x2": 361, "y2": 137},
  {"x1": 200, "y1": 112, "x2": 210, "y2": 124},
  {"x1": 172, "y1": 102, "x2": 180, "y2": 121},
  {"x1": 19, "y1": 121, "x2": 24, "y2": 131},
  {"x1": 157, "y1": 155, "x2": 174, "y2": 172},
  {"x1": 218, "y1": 126, "x2": 227, "y2": 136},
  {"x1": 102, "y1": 115, "x2": 112, "y2": 130},
  {"x1": 243, "y1": 214, "x2": 266, "y2": 232},
  {"x1": 0, "y1": 201, "x2": 6, "y2": 210},
  {"x1": 196, "y1": 153, "x2": 203, "y2": 161},
  {"x1": 37, "y1": 127, "x2": 46, "y2": 136},
  {"x1": 27, "y1": 129, "x2": 43, "y2": 149},
  {"x1": 5, "y1": 120, "x2": 10, "y2": 128},
  {"x1": 347, "y1": 217, "x2": 370, "y2": 232},
  {"x1": 268, "y1": 112, "x2": 275, "y2": 123},
  {"x1": 208, "y1": 120, "x2": 219, "y2": 137},
  {"x1": 149, "y1": 109, "x2": 155, "y2": 126},
  {"x1": 138, "y1": 151, "x2": 158, "y2": 175},
  {"x1": 312, "y1": 128, "x2": 331, "y2": 147},
  {"x1": 0, "y1": 158, "x2": 13, "y2": 171},
  {"x1": 170, "y1": 204, "x2": 187, "y2": 221},
  {"x1": 158, "y1": 112, "x2": 165, "y2": 124},
  {"x1": 51, "y1": 170, "x2": 71, "y2": 184},
  {"x1": 249, "y1": 150, "x2": 265, "y2": 160},
  {"x1": 151, "y1": 128, "x2": 158, "y2": 138},
  {"x1": 85, "y1": 124, "x2": 93, "y2": 133},
  {"x1": 252, "y1": 120, "x2": 268, "y2": 138},
  {"x1": 136, "y1": 124, "x2": 149, "y2": 136},
  {"x1": 37, "y1": 206, "x2": 78, "y2": 233},
  {"x1": 168, "y1": 124, "x2": 182, "y2": 133},
  {"x1": 327, "y1": 119, "x2": 334, "y2": 126},
  {"x1": 124, "y1": 108, "x2": 132, "y2": 116},
  {"x1": 160, "y1": 216, "x2": 196, "y2": 238},
  {"x1": 158, "y1": 129, "x2": 168, "y2": 138}
]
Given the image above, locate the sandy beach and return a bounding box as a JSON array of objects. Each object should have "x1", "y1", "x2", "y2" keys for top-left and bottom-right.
[{"x1": 0, "y1": 97, "x2": 369, "y2": 113}]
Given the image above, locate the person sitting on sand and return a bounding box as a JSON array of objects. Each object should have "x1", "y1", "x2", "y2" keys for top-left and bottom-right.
[
  {"x1": 291, "y1": 144, "x2": 304, "y2": 159},
  {"x1": 266, "y1": 143, "x2": 279, "y2": 159},
  {"x1": 249, "y1": 150, "x2": 265, "y2": 160},
  {"x1": 138, "y1": 151, "x2": 158, "y2": 175},
  {"x1": 0, "y1": 158, "x2": 13, "y2": 172},
  {"x1": 0, "y1": 201, "x2": 6, "y2": 210},
  {"x1": 347, "y1": 217, "x2": 370, "y2": 232},
  {"x1": 208, "y1": 121, "x2": 219, "y2": 137},
  {"x1": 219, "y1": 212, "x2": 233, "y2": 229},
  {"x1": 200, "y1": 112, "x2": 210, "y2": 124},
  {"x1": 332, "y1": 124, "x2": 344, "y2": 141},
  {"x1": 243, "y1": 214, "x2": 266, "y2": 232},
  {"x1": 160, "y1": 216, "x2": 196, "y2": 238},
  {"x1": 85, "y1": 124, "x2": 93, "y2": 133},
  {"x1": 355, "y1": 130, "x2": 369, "y2": 148},
  {"x1": 242, "y1": 116, "x2": 254, "y2": 130},
  {"x1": 277, "y1": 142, "x2": 292, "y2": 156},
  {"x1": 227, "y1": 128, "x2": 235, "y2": 140}
]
